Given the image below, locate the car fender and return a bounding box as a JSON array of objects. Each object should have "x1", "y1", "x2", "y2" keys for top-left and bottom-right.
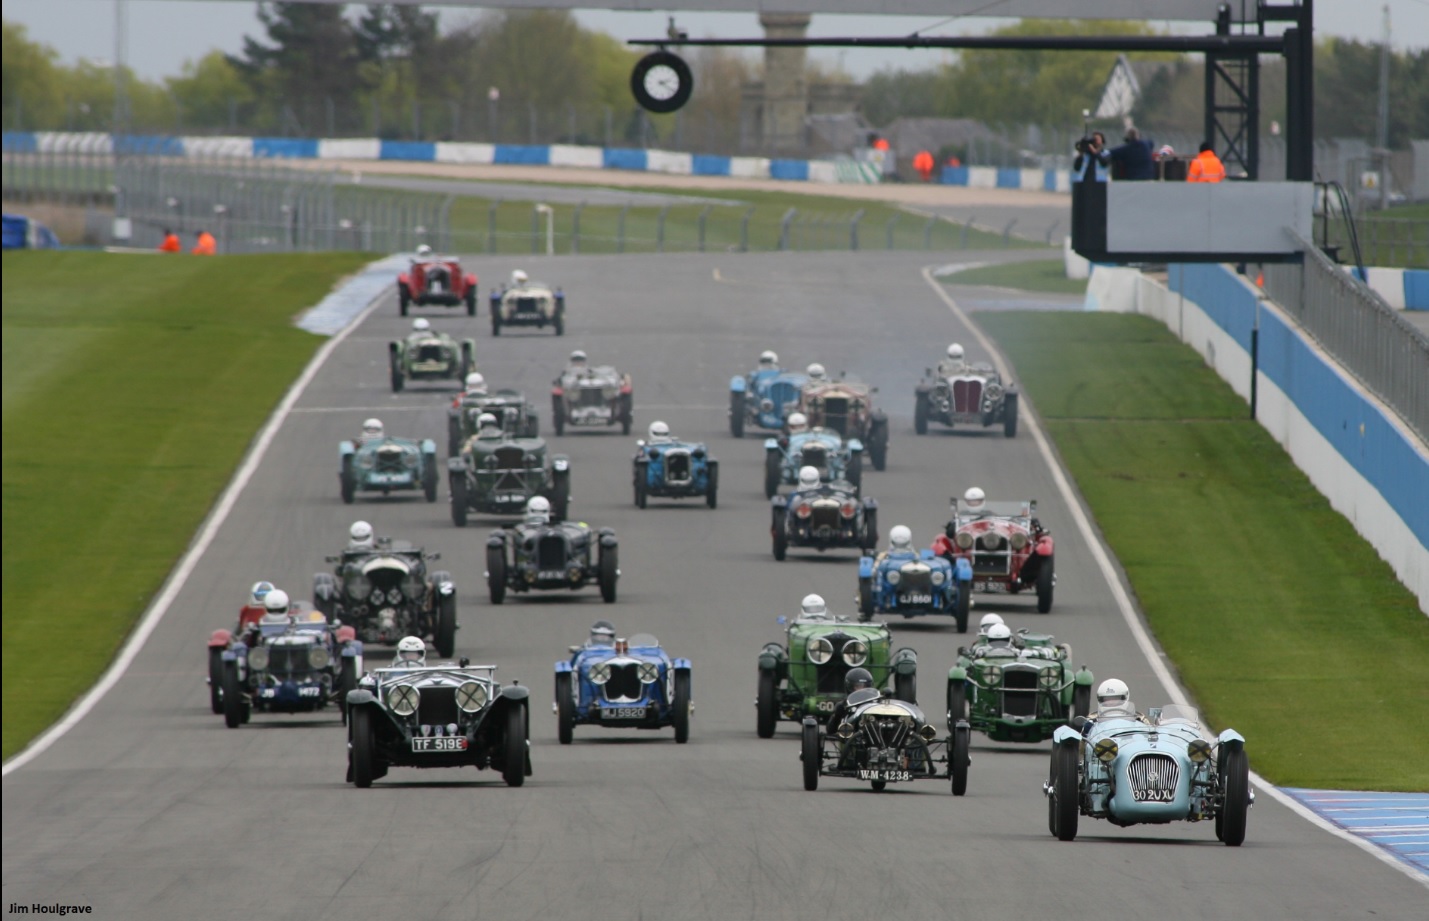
[
  {"x1": 460, "y1": 338, "x2": 477, "y2": 353},
  {"x1": 437, "y1": 579, "x2": 456, "y2": 596},
  {"x1": 892, "y1": 646, "x2": 918, "y2": 675},
  {"x1": 500, "y1": 685, "x2": 531, "y2": 702},
  {"x1": 599, "y1": 533, "x2": 618, "y2": 549},
  {"x1": 871, "y1": 409, "x2": 889, "y2": 425},
  {"x1": 952, "y1": 557, "x2": 973, "y2": 582},
  {"x1": 1217, "y1": 728, "x2": 1245, "y2": 751},
  {"x1": 336, "y1": 626, "x2": 358, "y2": 645},
  {"x1": 398, "y1": 272, "x2": 411, "y2": 287},
  {"x1": 1052, "y1": 724, "x2": 1082, "y2": 746},
  {"x1": 758, "y1": 643, "x2": 785, "y2": 671},
  {"x1": 388, "y1": 341, "x2": 401, "y2": 358},
  {"x1": 947, "y1": 665, "x2": 968, "y2": 682},
  {"x1": 486, "y1": 533, "x2": 507, "y2": 550},
  {"x1": 447, "y1": 457, "x2": 466, "y2": 473},
  {"x1": 771, "y1": 495, "x2": 789, "y2": 511},
  {"x1": 847, "y1": 438, "x2": 863, "y2": 453},
  {"x1": 1074, "y1": 668, "x2": 1095, "y2": 687},
  {"x1": 339, "y1": 440, "x2": 355, "y2": 459},
  {"x1": 221, "y1": 646, "x2": 246, "y2": 664},
  {"x1": 1035, "y1": 536, "x2": 1055, "y2": 556},
  {"x1": 554, "y1": 660, "x2": 574, "y2": 676},
  {"x1": 858, "y1": 556, "x2": 876, "y2": 579},
  {"x1": 553, "y1": 455, "x2": 570, "y2": 472},
  {"x1": 730, "y1": 375, "x2": 748, "y2": 394},
  {"x1": 346, "y1": 689, "x2": 377, "y2": 707},
  {"x1": 419, "y1": 438, "x2": 437, "y2": 455},
  {"x1": 463, "y1": 273, "x2": 477, "y2": 288},
  {"x1": 763, "y1": 438, "x2": 780, "y2": 453},
  {"x1": 861, "y1": 497, "x2": 878, "y2": 511},
  {"x1": 208, "y1": 629, "x2": 233, "y2": 649},
  {"x1": 915, "y1": 382, "x2": 933, "y2": 396},
  {"x1": 673, "y1": 658, "x2": 692, "y2": 672}
]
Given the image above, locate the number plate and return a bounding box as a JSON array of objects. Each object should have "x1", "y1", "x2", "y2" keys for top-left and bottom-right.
[
  {"x1": 600, "y1": 707, "x2": 647, "y2": 721},
  {"x1": 976, "y1": 581, "x2": 1009, "y2": 593},
  {"x1": 1133, "y1": 788, "x2": 1176, "y2": 803},
  {"x1": 857, "y1": 769, "x2": 912, "y2": 782},
  {"x1": 495, "y1": 494, "x2": 522, "y2": 503},
  {"x1": 899, "y1": 593, "x2": 933, "y2": 605},
  {"x1": 411, "y1": 736, "x2": 468, "y2": 752},
  {"x1": 538, "y1": 570, "x2": 566, "y2": 581},
  {"x1": 411, "y1": 361, "x2": 448, "y2": 372}
]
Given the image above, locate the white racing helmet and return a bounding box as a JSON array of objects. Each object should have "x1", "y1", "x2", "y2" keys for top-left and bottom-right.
[
  {"x1": 947, "y1": 342, "x2": 964, "y2": 361},
  {"x1": 569, "y1": 349, "x2": 587, "y2": 365},
  {"x1": 786, "y1": 412, "x2": 809, "y2": 434},
  {"x1": 464, "y1": 372, "x2": 487, "y2": 394},
  {"x1": 589, "y1": 620, "x2": 616, "y2": 644},
  {"x1": 411, "y1": 318, "x2": 431, "y2": 333},
  {"x1": 797, "y1": 465, "x2": 821, "y2": 491},
  {"x1": 964, "y1": 487, "x2": 987, "y2": 513},
  {"x1": 806, "y1": 362, "x2": 827, "y2": 381},
  {"x1": 415, "y1": 244, "x2": 433, "y2": 258},
  {"x1": 362, "y1": 418, "x2": 384, "y2": 440},
  {"x1": 476, "y1": 412, "x2": 500, "y2": 433},
  {"x1": 396, "y1": 636, "x2": 426, "y2": 667},
  {"x1": 511, "y1": 269, "x2": 529, "y2": 286},
  {"x1": 647, "y1": 420, "x2": 671, "y2": 442},
  {"x1": 889, "y1": 525, "x2": 913, "y2": 551},
  {"x1": 978, "y1": 612, "x2": 1005, "y2": 632},
  {"x1": 801, "y1": 593, "x2": 828, "y2": 618},
  {"x1": 1097, "y1": 678, "x2": 1131, "y2": 712},
  {"x1": 263, "y1": 589, "x2": 290, "y2": 616},
  {"x1": 525, "y1": 495, "x2": 551, "y2": 525},
  {"x1": 759, "y1": 350, "x2": 778, "y2": 367},
  {"x1": 349, "y1": 520, "x2": 374, "y2": 548},
  {"x1": 986, "y1": 623, "x2": 1013, "y2": 646}
]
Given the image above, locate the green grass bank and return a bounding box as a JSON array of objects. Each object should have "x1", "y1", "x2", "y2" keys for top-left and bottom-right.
[
  {"x1": 974, "y1": 310, "x2": 1428, "y2": 791},
  {"x1": 946, "y1": 259, "x2": 1088, "y2": 295},
  {"x1": 1, "y1": 250, "x2": 370, "y2": 760}
]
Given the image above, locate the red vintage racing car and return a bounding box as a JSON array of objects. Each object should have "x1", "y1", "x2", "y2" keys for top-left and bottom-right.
[
  {"x1": 932, "y1": 496, "x2": 1054, "y2": 612},
  {"x1": 398, "y1": 250, "x2": 478, "y2": 316}
]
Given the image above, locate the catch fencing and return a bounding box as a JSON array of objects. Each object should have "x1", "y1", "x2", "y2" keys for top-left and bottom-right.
[{"x1": 1261, "y1": 230, "x2": 1429, "y2": 443}]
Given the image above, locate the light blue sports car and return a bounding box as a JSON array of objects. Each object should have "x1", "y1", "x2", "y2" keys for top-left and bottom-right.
[
  {"x1": 340, "y1": 436, "x2": 439, "y2": 504},
  {"x1": 764, "y1": 429, "x2": 863, "y2": 498}
]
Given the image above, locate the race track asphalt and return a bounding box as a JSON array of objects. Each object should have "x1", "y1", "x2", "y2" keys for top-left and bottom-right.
[{"x1": 3, "y1": 250, "x2": 1425, "y2": 920}]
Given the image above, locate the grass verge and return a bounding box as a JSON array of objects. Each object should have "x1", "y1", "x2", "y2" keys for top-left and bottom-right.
[
  {"x1": 1, "y1": 250, "x2": 370, "y2": 760},
  {"x1": 974, "y1": 311, "x2": 1428, "y2": 791},
  {"x1": 944, "y1": 259, "x2": 1088, "y2": 295}
]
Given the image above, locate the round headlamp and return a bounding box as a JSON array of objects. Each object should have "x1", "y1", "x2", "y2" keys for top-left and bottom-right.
[
  {"x1": 982, "y1": 665, "x2": 1002, "y2": 686},
  {"x1": 370, "y1": 588, "x2": 385, "y2": 604},
  {"x1": 456, "y1": 681, "x2": 488, "y2": 713},
  {"x1": 807, "y1": 637, "x2": 834, "y2": 665},
  {"x1": 837, "y1": 721, "x2": 855, "y2": 739},
  {"x1": 919, "y1": 723, "x2": 939, "y2": 741},
  {"x1": 1010, "y1": 531, "x2": 1029, "y2": 550},
  {"x1": 359, "y1": 454, "x2": 375, "y2": 468},
  {"x1": 308, "y1": 646, "x2": 331, "y2": 670},
  {"x1": 1188, "y1": 739, "x2": 1212, "y2": 763},
  {"x1": 247, "y1": 647, "x2": 270, "y2": 670},
  {"x1": 886, "y1": 569, "x2": 902, "y2": 585},
  {"x1": 1039, "y1": 667, "x2": 1059, "y2": 688},
  {"x1": 388, "y1": 684, "x2": 420, "y2": 716},
  {"x1": 980, "y1": 532, "x2": 1003, "y2": 550},
  {"x1": 931, "y1": 570, "x2": 946, "y2": 586},
  {"x1": 760, "y1": 398, "x2": 774, "y2": 412},
  {"x1": 954, "y1": 531, "x2": 974, "y2": 550},
  {"x1": 637, "y1": 663, "x2": 659, "y2": 684},
  {"x1": 1094, "y1": 738, "x2": 1119, "y2": 763},
  {"x1": 347, "y1": 574, "x2": 372, "y2": 598},
  {"x1": 840, "y1": 500, "x2": 858, "y2": 518},
  {"x1": 403, "y1": 452, "x2": 418, "y2": 468},
  {"x1": 795, "y1": 503, "x2": 813, "y2": 519},
  {"x1": 842, "y1": 640, "x2": 868, "y2": 667},
  {"x1": 589, "y1": 663, "x2": 612, "y2": 685}
]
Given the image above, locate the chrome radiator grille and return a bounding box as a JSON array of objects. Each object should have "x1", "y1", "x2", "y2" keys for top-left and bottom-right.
[{"x1": 1128, "y1": 753, "x2": 1181, "y2": 803}]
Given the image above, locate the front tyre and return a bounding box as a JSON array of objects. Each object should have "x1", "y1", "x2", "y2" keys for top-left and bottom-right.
[
  {"x1": 857, "y1": 577, "x2": 874, "y2": 622},
  {"x1": 340, "y1": 455, "x2": 356, "y2": 504},
  {"x1": 502, "y1": 703, "x2": 528, "y2": 787},
  {"x1": 422, "y1": 453, "x2": 438, "y2": 502},
  {"x1": 946, "y1": 681, "x2": 968, "y2": 734},
  {"x1": 633, "y1": 460, "x2": 648, "y2": 509},
  {"x1": 672, "y1": 671, "x2": 691, "y2": 744},
  {"x1": 1219, "y1": 748, "x2": 1250, "y2": 846},
  {"x1": 486, "y1": 543, "x2": 507, "y2": 604},
  {"x1": 1003, "y1": 392, "x2": 1019, "y2": 437},
  {"x1": 208, "y1": 649, "x2": 225, "y2": 714},
  {"x1": 756, "y1": 669, "x2": 778, "y2": 739},
  {"x1": 598, "y1": 546, "x2": 619, "y2": 604},
  {"x1": 894, "y1": 671, "x2": 917, "y2": 705},
  {"x1": 1036, "y1": 557, "x2": 1055, "y2": 613},
  {"x1": 555, "y1": 671, "x2": 575, "y2": 745},
  {"x1": 764, "y1": 450, "x2": 782, "y2": 499},
  {"x1": 1051, "y1": 743, "x2": 1079, "y2": 840},
  {"x1": 222, "y1": 661, "x2": 243, "y2": 729},
  {"x1": 951, "y1": 726, "x2": 970, "y2": 796},
  {"x1": 1071, "y1": 683, "x2": 1091, "y2": 720},
  {"x1": 450, "y1": 475, "x2": 469, "y2": 527},
  {"x1": 729, "y1": 391, "x2": 745, "y2": 438},
  {"x1": 351, "y1": 707, "x2": 377, "y2": 788},
  {"x1": 801, "y1": 722, "x2": 821, "y2": 791},
  {"x1": 914, "y1": 393, "x2": 929, "y2": 435},
  {"x1": 954, "y1": 581, "x2": 971, "y2": 633},
  {"x1": 435, "y1": 592, "x2": 457, "y2": 658}
]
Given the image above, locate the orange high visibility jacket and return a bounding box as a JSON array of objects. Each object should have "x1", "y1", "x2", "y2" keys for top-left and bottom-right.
[
  {"x1": 1186, "y1": 150, "x2": 1226, "y2": 183},
  {"x1": 192, "y1": 232, "x2": 217, "y2": 255},
  {"x1": 158, "y1": 233, "x2": 181, "y2": 253}
]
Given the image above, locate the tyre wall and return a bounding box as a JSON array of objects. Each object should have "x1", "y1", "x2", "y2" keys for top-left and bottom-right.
[{"x1": 1087, "y1": 264, "x2": 1429, "y2": 613}]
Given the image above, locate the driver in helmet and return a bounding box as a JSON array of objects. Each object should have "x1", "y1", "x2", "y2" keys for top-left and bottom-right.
[
  {"x1": 260, "y1": 588, "x2": 292, "y2": 623},
  {"x1": 347, "y1": 520, "x2": 375, "y2": 552},
  {"x1": 786, "y1": 412, "x2": 810, "y2": 436},
  {"x1": 938, "y1": 342, "x2": 967, "y2": 376},
  {"x1": 829, "y1": 666, "x2": 877, "y2": 735},
  {"x1": 976, "y1": 612, "x2": 1004, "y2": 639},
  {"x1": 805, "y1": 362, "x2": 828, "y2": 383},
  {"x1": 357, "y1": 417, "x2": 385, "y2": 446},
  {"x1": 972, "y1": 623, "x2": 1017, "y2": 657},
  {"x1": 394, "y1": 636, "x2": 426, "y2": 668},
  {"x1": 524, "y1": 495, "x2": 552, "y2": 526},
  {"x1": 567, "y1": 349, "x2": 588, "y2": 373},
  {"x1": 794, "y1": 465, "x2": 823, "y2": 494},
  {"x1": 1091, "y1": 678, "x2": 1141, "y2": 722},
  {"x1": 463, "y1": 372, "x2": 488, "y2": 396},
  {"x1": 588, "y1": 620, "x2": 616, "y2": 646},
  {"x1": 962, "y1": 486, "x2": 989, "y2": 516},
  {"x1": 758, "y1": 350, "x2": 779, "y2": 371},
  {"x1": 800, "y1": 593, "x2": 829, "y2": 620},
  {"x1": 474, "y1": 412, "x2": 503, "y2": 439},
  {"x1": 238, "y1": 580, "x2": 276, "y2": 629},
  {"x1": 414, "y1": 243, "x2": 433, "y2": 261},
  {"x1": 886, "y1": 525, "x2": 915, "y2": 557},
  {"x1": 410, "y1": 317, "x2": 432, "y2": 337},
  {"x1": 646, "y1": 420, "x2": 673, "y2": 444},
  {"x1": 510, "y1": 269, "x2": 529, "y2": 288}
]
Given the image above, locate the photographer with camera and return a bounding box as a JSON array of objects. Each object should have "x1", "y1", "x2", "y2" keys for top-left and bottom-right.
[{"x1": 1073, "y1": 131, "x2": 1109, "y2": 179}]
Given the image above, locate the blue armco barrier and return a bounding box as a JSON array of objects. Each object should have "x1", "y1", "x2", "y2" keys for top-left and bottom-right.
[
  {"x1": 692, "y1": 154, "x2": 732, "y2": 177},
  {"x1": 114, "y1": 135, "x2": 184, "y2": 156},
  {"x1": 1405, "y1": 270, "x2": 1429, "y2": 310},
  {"x1": 254, "y1": 138, "x2": 319, "y2": 158},
  {"x1": 770, "y1": 159, "x2": 809, "y2": 181},
  {"x1": 3, "y1": 132, "x2": 38, "y2": 153},
  {"x1": 940, "y1": 165, "x2": 969, "y2": 185},
  {"x1": 603, "y1": 148, "x2": 648, "y2": 171},
  {"x1": 1174, "y1": 263, "x2": 1428, "y2": 548},
  {"x1": 1044, "y1": 170, "x2": 1059, "y2": 191},
  {"x1": 379, "y1": 141, "x2": 435, "y2": 161},
  {"x1": 493, "y1": 145, "x2": 550, "y2": 165},
  {"x1": 995, "y1": 168, "x2": 1021, "y2": 188}
]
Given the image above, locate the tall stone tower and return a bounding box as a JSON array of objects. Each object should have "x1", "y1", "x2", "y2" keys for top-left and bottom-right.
[{"x1": 759, "y1": 13, "x2": 811, "y2": 154}]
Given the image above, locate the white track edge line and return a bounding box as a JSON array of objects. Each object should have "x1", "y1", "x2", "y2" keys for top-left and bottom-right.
[
  {"x1": 2, "y1": 286, "x2": 386, "y2": 777},
  {"x1": 919, "y1": 265, "x2": 1429, "y2": 889}
]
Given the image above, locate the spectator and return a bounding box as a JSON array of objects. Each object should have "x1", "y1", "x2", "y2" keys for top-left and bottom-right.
[
  {"x1": 1187, "y1": 142, "x2": 1227, "y2": 183},
  {"x1": 1073, "y1": 132, "x2": 1108, "y2": 179},
  {"x1": 913, "y1": 149, "x2": 935, "y2": 182},
  {"x1": 192, "y1": 229, "x2": 217, "y2": 255},
  {"x1": 1107, "y1": 128, "x2": 1156, "y2": 180},
  {"x1": 158, "y1": 228, "x2": 181, "y2": 253}
]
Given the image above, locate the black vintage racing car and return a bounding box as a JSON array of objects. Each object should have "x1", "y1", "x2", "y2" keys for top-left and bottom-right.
[{"x1": 485, "y1": 519, "x2": 618, "y2": 604}]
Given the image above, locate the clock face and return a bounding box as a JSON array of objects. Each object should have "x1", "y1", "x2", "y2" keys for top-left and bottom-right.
[{"x1": 643, "y1": 64, "x2": 683, "y2": 102}]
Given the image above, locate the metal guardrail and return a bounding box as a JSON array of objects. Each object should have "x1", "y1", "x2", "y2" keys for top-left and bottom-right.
[{"x1": 1261, "y1": 229, "x2": 1429, "y2": 443}]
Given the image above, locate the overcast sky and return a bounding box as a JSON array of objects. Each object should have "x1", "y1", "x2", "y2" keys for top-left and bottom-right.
[{"x1": 5, "y1": 0, "x2": 1427, "y2": 82}]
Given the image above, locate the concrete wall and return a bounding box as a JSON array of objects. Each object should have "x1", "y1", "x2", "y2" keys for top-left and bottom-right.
[{"x1": 1087, "y1": 264, "x2": 1429, "y2": 613}]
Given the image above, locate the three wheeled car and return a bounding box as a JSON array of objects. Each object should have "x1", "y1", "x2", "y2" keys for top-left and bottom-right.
[
  {"x1": 554, "y1": 633, "x2": 691, "y2": 743},
  {"x1": 915, "y1": 361, "x2": 1019, "y2": 437},
  {"x1": 801, "y1": 690, "x2": 970, "y2": 794},
  {"x1": 389, "y1": 325, "x2": 475, "y2": 392},
  {"x1": 1045, "y1": 704, "x2": 1253, "y2": 845},
  {"x1": 447, "y1": 432, "x2": 570, "y2": 526},
  {"x1": 764, "y1": 429, "x2": 863, "y2": 498},
  {"x1": 346, "y1": 661, "x2": 531, "y2": 788},
  {"x1": 755, "y1": 615, "x2": 917, "y2": 737},
  {"x1": 947, "y1": 629, "x2": 1093, "y2": 744},
  {"x1": 485, "y1": 518, "x2": 618, "y2": 604},
  {"x1": 633, "y1": 436, "x2": 717, "y2": 508},
  {"x1": 398, "y1": 256, "x2": 477, "y2": 316},
  {"x1": 312, "y1": 540, "x2": 457, "y2": 657},
  {"x1": 858, "y1": 546, "x2": 973, "y2": 630},
  {"x1": 933, "y1": 497, "x2": 1055, "y2": 612},
  {"x1": 213, "y1": 606, "x2": 363, "y2": 729},
  {"x1": 772, "y1": 479, "x2": 877, "y2": 560},
  {"x1": 339, "y1": 435, "x2": 438, "y2": 503},
  {"x1": 798, "y1": 378, "x2": 889, "y2": 470},
  {"x1": 552, "y1": 363, "x2": 633, "y2": 436}
]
